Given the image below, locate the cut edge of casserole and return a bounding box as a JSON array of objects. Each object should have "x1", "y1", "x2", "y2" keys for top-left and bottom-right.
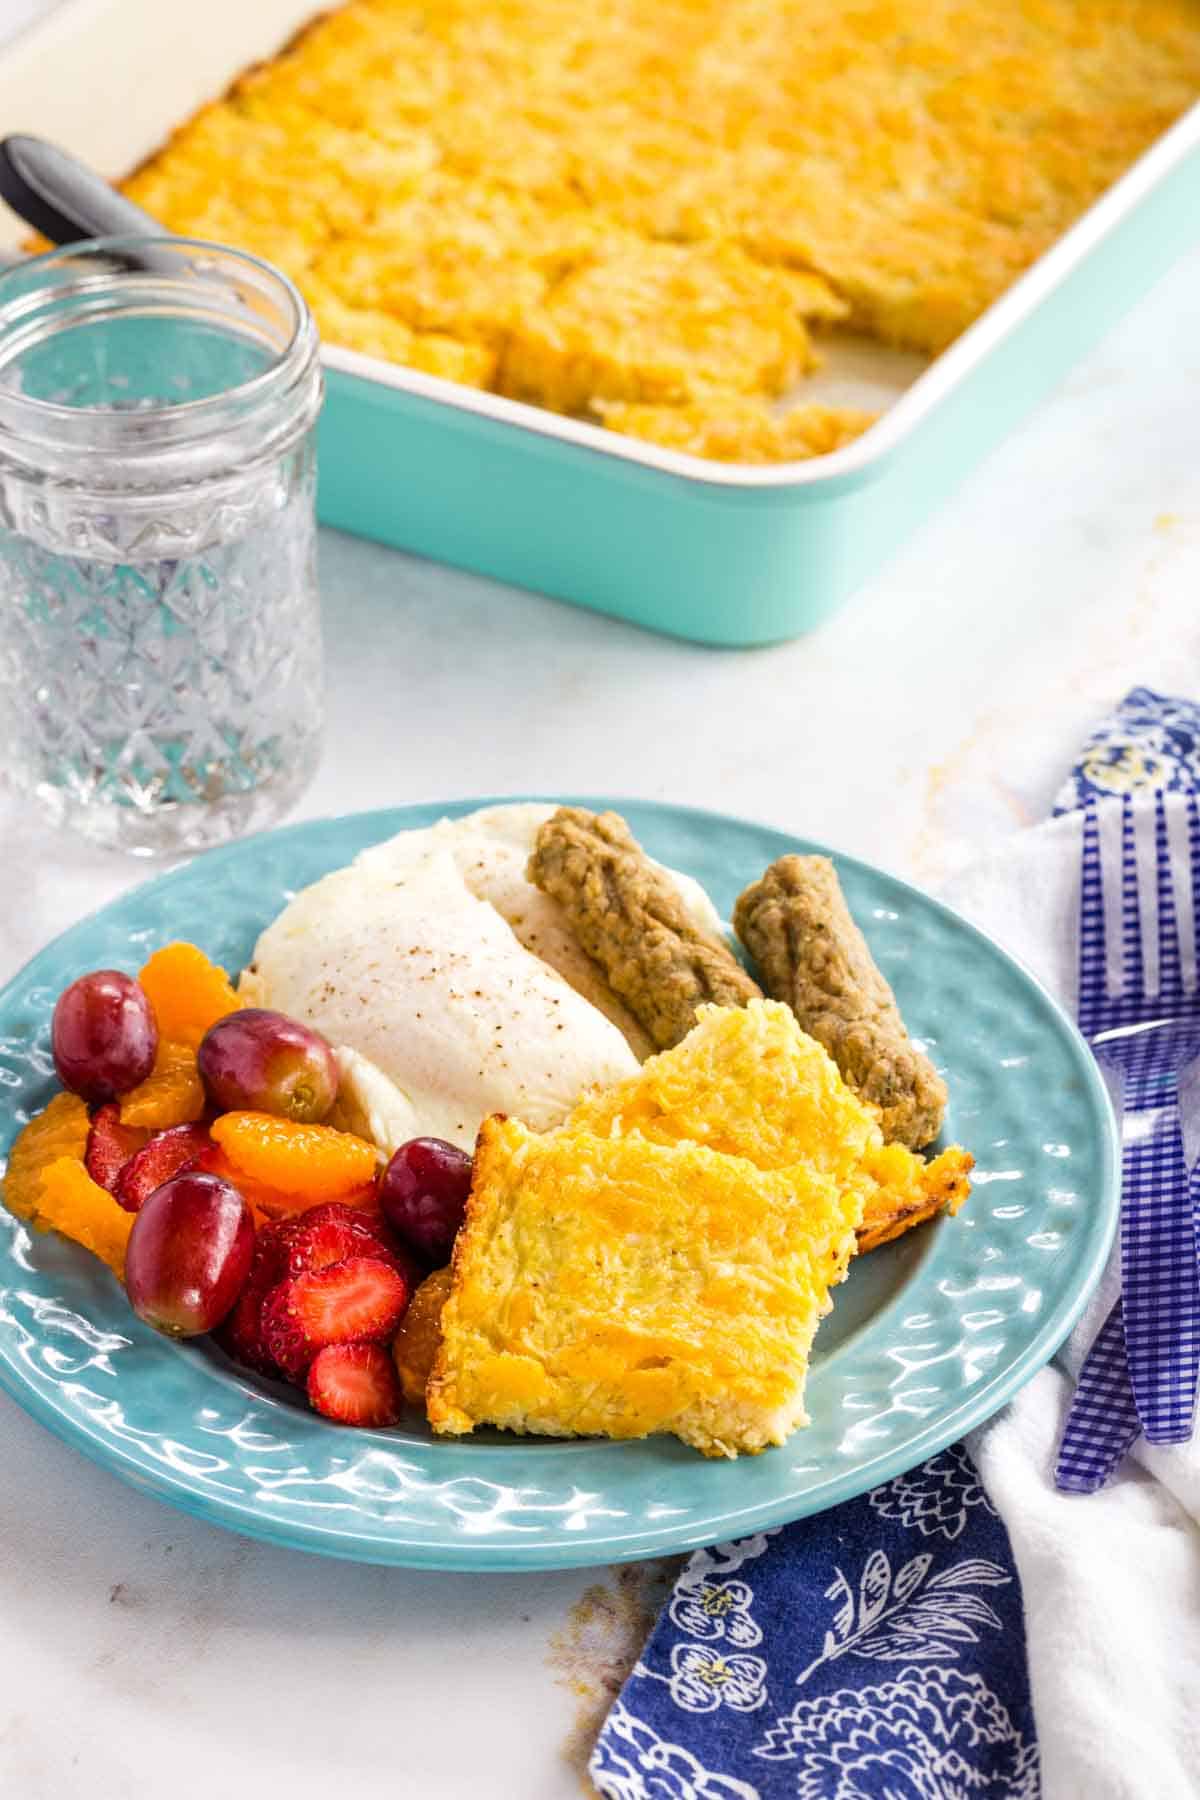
[{"x1": 427, "y1": 1113, "x2": 863, "y2": 1457}]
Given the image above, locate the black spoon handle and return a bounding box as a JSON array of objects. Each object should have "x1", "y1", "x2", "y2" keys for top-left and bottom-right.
[{"x1": 0, "y1": 134, "x2": 162, "y2": 245}]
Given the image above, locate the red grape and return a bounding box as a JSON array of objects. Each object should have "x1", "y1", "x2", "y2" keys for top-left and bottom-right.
[
  {"x1": 197, "y1": 1009, "x2": 339, "y2": 1122},
  {"x1": 378, "y1": 1138, "x2": 473, "y2": 1262},
  {"x1": 51, "y1": 970, "x2": 158, "y2": 1103},
  {"x1": 125, "y1": 1171, "x2": 255, "y2": 1338}
]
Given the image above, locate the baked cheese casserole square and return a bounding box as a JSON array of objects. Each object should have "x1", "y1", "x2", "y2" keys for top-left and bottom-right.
[
  {"x1": 566, "y1": 1000, "x2": 973, "y2": 1247},
  {"x1": 566, "y1": 998, "x2": 877, "y2": 1175},
  {"x1": 500, "y1": 240, "x2": 828, "y2": 412},
  {"x1": 123, "y1": 0, "x2": 1200, "y2": 464},
  {"x1": 426, "y1": 1115, "x2": 863, "y2": 1457}
]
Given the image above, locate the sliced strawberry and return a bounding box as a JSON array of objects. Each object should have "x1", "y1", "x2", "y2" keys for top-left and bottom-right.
[
  {"x1": 307, "y1": 1342, "x2": 402, "y2": 1428},
  {"x1": 212, "y1": 1220, "x2": 299, "y2": 1379},
  {"x1": 84, "y1": 1104, "x2": 150, "y2": 1193},
  {"x1": 282, "y1": 1201, "x2": 422, "y2": 1285},
  {"x1": 259, "y1": 1284, "x2": 308, "y2": 1380},
  {"x1": 262, "y1": 1256, "x2": 411, "y2": 1380},
  {"x1": 255, "y1": 1217, "x2": 301, "y2": 1285},
  {"x1": 113, "y1": 1122, "x2": 211, "y2": 1213}
]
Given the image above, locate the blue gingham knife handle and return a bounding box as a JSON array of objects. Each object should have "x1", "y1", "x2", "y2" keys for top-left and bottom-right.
[
  {"x1": 1118, "y1": 1075, "x2": 1200, "y2": 1443},
  {"x1": 1054, "y1": 1299, "x2": 1140, "y2": 1493},
  {"x1": 1057, "y1": 1158, "x2": 1200, "y2": 1492}
]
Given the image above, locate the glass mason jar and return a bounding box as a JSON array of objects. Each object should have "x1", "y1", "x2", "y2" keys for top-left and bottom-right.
[{"x1": 0, "y1": 237, "x2": 324, "y2": 855}]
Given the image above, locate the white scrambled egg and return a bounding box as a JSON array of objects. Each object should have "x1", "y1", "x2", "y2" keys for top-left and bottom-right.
[{"x1": 245, "y1": 805, "x2": 717, "y2": 1151}]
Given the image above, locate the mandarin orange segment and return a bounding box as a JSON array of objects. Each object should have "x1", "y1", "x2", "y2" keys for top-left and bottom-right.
[
  {"x1": 196, "y1": 1148, "x2": 276, "y2": 1228},
  {"x1": 246, "y1": 1180, "x2": 381, "y2": 1222},
  {"x1": 210, "y1": 1111, "x2": 379, "y2": 1202},
  {"x1": 196, "y1": 1143, "x2": 265, "y2": 1197},
  {"x1": 137, "y1": 941, "x2": 241, "y2": 1049},
  {"x1": 33, "y1": 1157, "x2": 134, "y2": 1281},
  {"x1": 2, "y1": 1092, "x2": 91, "y2": 1222},
  {"x1": 120, "y1": 1040, "x2": 206, "y2": 1130},
  {"x1": 193, "y1": 1143, "x2": 375, "y2": 1224}
]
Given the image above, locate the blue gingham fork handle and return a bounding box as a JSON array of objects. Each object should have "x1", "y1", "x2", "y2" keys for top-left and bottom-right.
[
  {"x1": 1120, "y1": 1081, "x2": 1200, "y2": 1442},
  {"x1": 1055, "y1": 1159, "x2": 1200, "y2": 1492},
  {"x1": 1056, "y1": 798, "x2": 1200, "y2": 1491},
  {"x1": 1054, "y1": 1300, "x2": 1140, "y2": 1494}
]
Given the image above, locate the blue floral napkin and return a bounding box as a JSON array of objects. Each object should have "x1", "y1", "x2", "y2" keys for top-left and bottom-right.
[
  {"x1": 591, "y1": 687, "x2": 1200, "y2": 1800},
  {"x1": 591, "y1": 1449, "x2": 1037, "y2": 1799}
]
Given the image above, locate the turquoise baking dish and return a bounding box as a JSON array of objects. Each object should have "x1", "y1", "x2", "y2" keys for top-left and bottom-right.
[{"x1": 316, "y1": 105, "x2": 1200, "y2": 648}]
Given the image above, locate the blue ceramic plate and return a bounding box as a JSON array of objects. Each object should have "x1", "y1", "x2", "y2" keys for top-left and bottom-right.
[{"x1": 0, "y1": 799, "x2": 1118, "y2": 1570}]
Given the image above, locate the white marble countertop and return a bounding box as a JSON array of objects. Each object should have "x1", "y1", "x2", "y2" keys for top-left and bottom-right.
[{"x1": 0, "y1": 210, "x2": 1198, "y2": 1795}]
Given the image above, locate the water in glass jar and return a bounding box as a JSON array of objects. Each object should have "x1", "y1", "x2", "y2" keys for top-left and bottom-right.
[
  {"x1": 0, "y1": 473, "x2": 322, "y2": 856},
  {"x1": 0, "y1": 248, "x2": 323, "y2": 856},
  {"x1": 0, "y1": 247, "x2": 324, "y2": 856}
]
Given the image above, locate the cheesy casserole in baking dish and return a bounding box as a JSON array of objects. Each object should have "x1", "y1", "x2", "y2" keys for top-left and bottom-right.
[{"x1": 125, "y1": 0, "x2": 1200, "y2": 463}]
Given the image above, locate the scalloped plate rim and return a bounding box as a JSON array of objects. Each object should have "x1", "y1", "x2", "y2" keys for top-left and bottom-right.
[{"x1": 0, "y1": 795, "x2": 1120, "y2": 1570}]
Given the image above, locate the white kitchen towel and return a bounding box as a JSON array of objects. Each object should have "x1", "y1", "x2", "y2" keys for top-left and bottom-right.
[{"x1": 953, "y1": 796, "x2": 1200, "y2": 1800}]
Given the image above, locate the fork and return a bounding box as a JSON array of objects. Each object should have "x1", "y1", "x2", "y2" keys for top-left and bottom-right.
[{"x1": 1055, "y1": 792, "x2": 1200, "y2": 1494}]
